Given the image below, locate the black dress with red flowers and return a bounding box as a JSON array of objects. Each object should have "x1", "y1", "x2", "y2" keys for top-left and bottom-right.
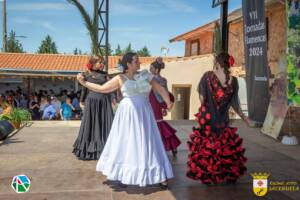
[{"x1": 187, "y1": 71, "x2": 247, "y2": 184}]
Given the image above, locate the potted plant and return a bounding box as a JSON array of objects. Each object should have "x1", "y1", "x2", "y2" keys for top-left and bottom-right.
[{"x1": 0, "y1": 108, "x2": 31, "y2": 129}]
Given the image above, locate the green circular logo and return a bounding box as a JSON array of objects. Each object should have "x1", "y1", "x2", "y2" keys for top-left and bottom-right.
[{"x1": 11, "y1": 175, "x2": 31, "y2": 193}]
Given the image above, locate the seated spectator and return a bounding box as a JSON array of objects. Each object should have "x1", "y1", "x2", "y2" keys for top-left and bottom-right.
[
  {"x1": 51, "y1": 96, "x2": 61, "y2": 118},
  {"x1": 72, "y1": 93, "x2": 81, "y2": 119},
  {"x1": 2, "y1": 102, "x2": 12, "y2": 115},
  {"x1": 6, "y1": 95, "x2": 18, "y2": 107},
  {"x1": 19, "y1": 94, "x2": 28, "y2": 109},
  {"x1": 42, "y1": 98, "x2": 56, "y2": 120},
  {"x1": 60, "y1": 90, "x2": 68, "y2": 103},
  {"x1": 30, "y1": 95, "x2": 40, "y2": 120},
  {"x1": 39, "y1": 96, "x2": 48, "y2": 117},
  {"x1": 60, "y1": 97, "x2": 75, "y2": 120}
]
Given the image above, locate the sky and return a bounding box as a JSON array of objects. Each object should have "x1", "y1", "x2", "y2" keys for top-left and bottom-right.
[{"x1": 0, "y1": 0, "x2": 242, "y2": 56}]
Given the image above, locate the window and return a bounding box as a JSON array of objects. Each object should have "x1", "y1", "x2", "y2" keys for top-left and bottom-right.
[{"x1": 191, "y1": 40, "x2": 200, "y2": 56}]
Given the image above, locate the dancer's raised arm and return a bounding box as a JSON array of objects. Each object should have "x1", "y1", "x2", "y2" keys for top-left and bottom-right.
[
  {"x1": 151, "y1": 79, "x2": 173, "y2": 110},
  {"x1": 77, "y1": 73, "x2": 120, "y2": 93}
]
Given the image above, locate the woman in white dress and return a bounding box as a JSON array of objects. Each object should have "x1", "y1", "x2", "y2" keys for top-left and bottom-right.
[{"x1": 77, "y1": 52, "x2": 174, "y2": 189}]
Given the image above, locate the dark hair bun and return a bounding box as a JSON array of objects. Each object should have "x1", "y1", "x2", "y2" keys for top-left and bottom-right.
[
  {"x1": 151, "y1": 60, "x2": 164, "y2": 70},
  {"x1": 119, "y1": 52, "x2": 137, "y2": 73}
]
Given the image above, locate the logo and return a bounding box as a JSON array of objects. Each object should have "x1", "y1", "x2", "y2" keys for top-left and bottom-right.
[
  {"x1": 251, "y1": 172, "x2": 270, "y2": 197},
  {"x1": 11, "y1": 175, "x2": 31, "y2": 193}
]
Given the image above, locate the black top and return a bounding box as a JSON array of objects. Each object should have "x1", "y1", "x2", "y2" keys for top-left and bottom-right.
[
  {"x1": 30, "y1": 101, "x2": 40, "y2": 115},
  {"x1": 197, "y1": 71, "x2": 241, "y2": 135},
  {"x1": 80, "y1": 70, "x2": 111, "y2": 102}
]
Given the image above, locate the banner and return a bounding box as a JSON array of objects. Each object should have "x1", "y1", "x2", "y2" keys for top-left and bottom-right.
[
  {"x1": 261, "y1": 54, "x2": 289, "y2": 139},
  {"x1": 286, "y1": 0, "x2": 300, "y2": 106},
  {"x1": 242, "y1": 0, "x2": 270, "y2": 123}
]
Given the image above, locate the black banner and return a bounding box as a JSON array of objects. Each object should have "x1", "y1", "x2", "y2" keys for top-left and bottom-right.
[{"x1": 242, "y1": 0, "x2": 270, "y2": 123}]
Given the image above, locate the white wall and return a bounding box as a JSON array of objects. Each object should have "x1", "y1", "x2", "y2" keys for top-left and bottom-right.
[
  {"x1": 141, "y1": 55, "x2": 248, "y2": 120},
  {"x1": 141, "y1": 55, "x2": 215, "y2": 119}
]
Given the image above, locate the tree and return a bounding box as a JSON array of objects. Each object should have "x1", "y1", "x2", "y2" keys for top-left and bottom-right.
[
  {"x1": 37, "y1": 35, "x2": 58, "y2": 54},
  {"x1": 124, "y1": 43, "x2": 133, "y2": 54},
  {"x1": 114, "y1": 44, "x2": 122, "y2": 56},
  {"x1": 107, "y1": 44, "x2": 113, "y2": 55},
  {"x1": 73, "y1": 48, "x2": 79, "y2": 55},
  {"x1": 137, "y1": 46, "x2": 151, "y2": 57},
  {"x1": 67, "y1": 0, "x2": 100, "y2": 55},
  {"x1": 73, "y1": 48, "x2": 83, "y2": 55},
  {"x1": 99, "y1": 43, "x2": 113, "y2": 56},
  {"x1": 6, "y1": 30, "x2": 24, "y2": 53}
]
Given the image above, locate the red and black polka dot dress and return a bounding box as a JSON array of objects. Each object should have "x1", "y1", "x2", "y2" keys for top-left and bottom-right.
[{"x1": 187, "y1": 71, "x2": 247, "y2": 184}]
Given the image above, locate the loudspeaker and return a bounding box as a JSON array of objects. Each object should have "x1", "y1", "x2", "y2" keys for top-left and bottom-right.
[{"x1": 0, "y1": 120, "x2": 15, "y2": 140}]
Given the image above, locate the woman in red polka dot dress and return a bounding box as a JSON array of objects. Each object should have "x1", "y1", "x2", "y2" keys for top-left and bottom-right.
[{"x1": 187, "y1": 52, "x2": 254, "y2": 184}]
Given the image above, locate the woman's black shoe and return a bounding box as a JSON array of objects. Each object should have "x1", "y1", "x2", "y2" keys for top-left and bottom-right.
[
  {"x1": 118, "y1": 182, "x2": 128, "y2": 188},
  {"x1": 159, "y1": 183, "x2": 168, "y2": 190},
  {"x1": 172, "y1": 149, "x2": 177, "y2": 157}
]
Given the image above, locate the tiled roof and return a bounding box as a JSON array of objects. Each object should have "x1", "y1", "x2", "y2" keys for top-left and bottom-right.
[{"x1": 0, "y1": 53, "x2": 164, "y2": 73}]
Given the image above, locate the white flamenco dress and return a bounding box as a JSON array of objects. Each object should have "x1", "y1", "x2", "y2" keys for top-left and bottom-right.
[{"x1": 96, "y1": 70, "x2": 174, "y2": 186}]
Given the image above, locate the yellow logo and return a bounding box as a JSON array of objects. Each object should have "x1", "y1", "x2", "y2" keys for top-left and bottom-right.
[{"x1": 251, "y1": 173, "x2": 270, "y2": 197}]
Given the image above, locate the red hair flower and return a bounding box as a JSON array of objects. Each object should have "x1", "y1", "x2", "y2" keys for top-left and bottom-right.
[
  {"x1": 86, "y1": 62, "x2": 93, "y2": 70},
  {"x1": 228, "y1": 55, "x2": 235, "y2": 67}
]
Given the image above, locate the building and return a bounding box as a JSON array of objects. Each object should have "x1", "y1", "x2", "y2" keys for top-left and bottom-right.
[
  {"x1": 169, "y1": 0, "x2": 286, "y2": 76},
  {"x1": 0, "y1": 53, "x2": 158, "y2": 94},
  {"x1": 140, "y1": 0, "x2": 288, "y2": 120},
  {"x1": 164, "y1": 0, "x2": 299, "y2": 139}
]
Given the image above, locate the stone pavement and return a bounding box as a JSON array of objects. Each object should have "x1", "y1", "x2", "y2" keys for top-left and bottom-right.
[{"x1": 0, "y1": 120, "x2": 299, "y2": 200}]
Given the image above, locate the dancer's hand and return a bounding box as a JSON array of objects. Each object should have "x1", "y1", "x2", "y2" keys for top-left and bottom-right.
[
  {"x1": 167, "y1": 102, "x2": 174, "y2": 110},
  {"x1": 245, "y1": 117, "x2": 256, "y2": 128},
  {"x1": 80, "y1": 102, "x2": 85, "y2": 110},
  {"x1": 162, "y1": 109, "x2": 168, "y2": 116},
  {"x1": 77, "y1": 73, "x2": 86, "y2": 85}
]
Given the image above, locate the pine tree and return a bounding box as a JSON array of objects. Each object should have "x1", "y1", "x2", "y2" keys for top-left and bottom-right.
[
  {"x1": 124, "y1": 43, "x2": 133, "y2": 54},
  {"x1": 115, "y1": 44, "x2": 122, "y2": 56},
  {"x1": 6, "y1": 30, "x2": 24, "y2": 53},
  {"x1": 137, "y1": 46, "x2": 151, "y2": 57},
  {"x1": 37, "y1": 35, "x2": 58, "y2": 54},
  {"x1": 73, "y1": 48, "x2": 78, "y2": 55}
]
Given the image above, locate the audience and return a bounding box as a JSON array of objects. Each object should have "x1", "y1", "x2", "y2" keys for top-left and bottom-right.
[{"x1": 0, "y1": 89, "x2": 84, "y2": 120}]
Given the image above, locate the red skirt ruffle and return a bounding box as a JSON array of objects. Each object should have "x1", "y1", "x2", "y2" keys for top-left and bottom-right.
[
  {"x1": 187, "y1": 125, "x2": 247, "y2": 184},
  {"x1": 157, "y1": 121, "x2": 181, "y2": 151}
]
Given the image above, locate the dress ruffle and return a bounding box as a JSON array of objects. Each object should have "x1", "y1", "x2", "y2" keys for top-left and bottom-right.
[
  {"x1": 73, "y1": 140, "x2": 103, "y2": 160},
  {"x1": 97, "y1": 158, "x2": 173, "y2": 187},
  {"x1": 72, "y1": 96, "x2": 113, "y2": 160},
  {"x1": 187, "y1": 126, "x2": 247, "y2": 184},
  {"x1": 157, "y1": 121, "x2": 181, "y2": 151},
  {"x1": 96, "y1": 96, "x2": 174, "y2": 186}
]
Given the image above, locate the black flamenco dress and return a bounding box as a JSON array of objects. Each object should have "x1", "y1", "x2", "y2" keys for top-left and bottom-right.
[
  {"x1": 72, "y1": 70, "x2": 114, "y2": 160},
  {"x1": 187, "y1": 71, "x2": 247, "y2": 184}
]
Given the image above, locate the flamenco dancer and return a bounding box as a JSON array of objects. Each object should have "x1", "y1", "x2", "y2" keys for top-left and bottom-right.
[
  {"x1": 73, "y1": 55, "x2": 114, "y2": 160},
  {"x1": 187, "y1": 52, "x2": 254, "y2": 184},
  {"x1": 77, "y1": 52, "x2": 173, "y2": 189},
  {"x1": 149, "y1": 58, "x2": 181, "y2": 157}
]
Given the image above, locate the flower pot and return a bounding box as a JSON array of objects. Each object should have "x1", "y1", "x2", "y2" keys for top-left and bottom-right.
[{"x1": 11, "y1": 121, "x2": 21, "y2": 129}]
